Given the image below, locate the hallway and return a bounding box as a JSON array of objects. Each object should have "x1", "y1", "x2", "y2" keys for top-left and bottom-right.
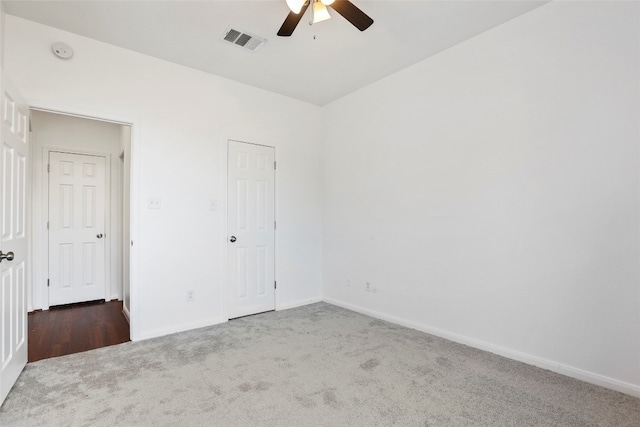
[{"x1": 28, "y1": 300, "x2": 130, "y2": 362}]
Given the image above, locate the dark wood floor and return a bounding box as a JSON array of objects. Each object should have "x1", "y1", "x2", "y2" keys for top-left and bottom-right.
[{"x1": 28, "y1": 300, "x2": 130, "y2": 362}]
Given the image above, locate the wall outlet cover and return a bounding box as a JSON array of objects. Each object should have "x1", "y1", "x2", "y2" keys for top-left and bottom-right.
[{"x1": 148, "y1": 197, "x2": 161, "y2": 209}]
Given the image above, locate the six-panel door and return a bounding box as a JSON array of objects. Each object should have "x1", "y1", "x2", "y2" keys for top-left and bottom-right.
[
  {"x1": 0, "y1": 77, "x2": 29, "y2": 406},
  {"x1": 48, "y1": 152, "x2": 106, "y2": 306},
  {"x1": 227, "y1": 141, "x2": 275, "y2": 319}
]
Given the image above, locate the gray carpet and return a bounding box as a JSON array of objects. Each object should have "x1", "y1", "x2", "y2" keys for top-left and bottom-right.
[{"x1": 1, "y1": 302, "x2": 638, "y2": 426}]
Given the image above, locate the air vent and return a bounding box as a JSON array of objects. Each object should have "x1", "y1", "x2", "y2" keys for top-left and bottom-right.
[
  {"x1": 224, "y1": 29, "x2": 241, "y2": 43},
  {"x1": 221, "y1": 28, "x2": 267, "y2": 52}
]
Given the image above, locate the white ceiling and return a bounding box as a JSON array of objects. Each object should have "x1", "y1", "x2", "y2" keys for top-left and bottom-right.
[{"x1": 3, "y1": 0, "x2": 547, "y2": 106}]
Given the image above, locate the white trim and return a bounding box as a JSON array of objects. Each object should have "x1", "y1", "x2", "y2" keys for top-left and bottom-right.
[
  {"x1": 128, "y1": 118, "x2": 140, "y2": 341},
  {"x1": 276, "y1": 296, "x2": 323, "y2": 311},
  {"x1": 137, "y1": 317, "x2": 227, "y2": 341},
  {"x1": 25, "y1": 99, "x2": 141, "y2": 341},
  {"x1": 222, "y1": 141, "x2": 229, "y2": 322},
  {"x1": 273, "y1": 146, "x2": 278, "y2": 315},
  {"x1": 122, "y1": 303, "x2": 130, "y2": 324},
  {"x1": 29, "y1": 104, "x2": 132, "y2": 127},
  {"x1": 323, "y1": 297, "x2": 640, "y2": 398}
]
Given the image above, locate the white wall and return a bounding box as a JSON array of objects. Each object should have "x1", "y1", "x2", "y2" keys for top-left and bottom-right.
[
  {"x1": 4, "y1": 15, "x2": 324, "y2": 340},
  {"x1": 0, "y1": 2, "x2": 5, "y2": 68},
  {"x1": 29, "y1": 110, "x2": 125, "y2": 310},
  {"x1": 322, "y1": 1, "x2": 640, "y2": 395}
]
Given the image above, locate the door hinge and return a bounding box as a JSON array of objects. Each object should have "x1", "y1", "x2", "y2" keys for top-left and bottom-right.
[
  {"x1": 274, "y1": 161, "x2": 277, "y2": 170},
  {"x1": 47, "y1": 164, "x2": 50, "y2": 173},
  {"x1": 274, "y1": 221, "x2": 276, "y2": 230},
  {"x1": 274, "y1": 281, "x2": 277, "y2": 290},
  {"x1": 47, "y1": 279, "x2": 50, "y2": 287}
]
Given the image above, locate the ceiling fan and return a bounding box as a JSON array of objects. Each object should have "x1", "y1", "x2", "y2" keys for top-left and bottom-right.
[{"x1": 277, "y1": 0, "x2": 374, "y2": 37}]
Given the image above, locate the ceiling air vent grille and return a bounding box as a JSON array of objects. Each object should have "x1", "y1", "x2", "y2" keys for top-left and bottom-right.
[
  {"x1": 222, "y1": 28, "x2": 267, "y2": 52},
  {"x1": 224, "y1": 29, "x2": 241, "y2": 43}
]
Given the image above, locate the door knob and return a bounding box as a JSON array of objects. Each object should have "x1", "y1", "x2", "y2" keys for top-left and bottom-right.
[
  {"x1": 0, "y1": 251, "x2": 15, "y2": 263},
  {"x1": 97, "y1": 233, "x2": 103, "y2": 239},
  {"x1": 229, "y1": 236, "x2": 237, "y2": 243}
]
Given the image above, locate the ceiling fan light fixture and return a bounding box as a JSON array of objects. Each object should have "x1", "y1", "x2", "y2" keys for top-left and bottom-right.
[
  {"x1": 321, "y1": 0, "x2": 335, "y2": 5},
  {"x1": 286, "y1": 0, "x2": 306, "y2": 14},
  {"x1": 312, "y1": 1, "x2": 331, "y2": 23}
]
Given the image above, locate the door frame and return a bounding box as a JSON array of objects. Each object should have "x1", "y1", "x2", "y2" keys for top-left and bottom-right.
[
  {"x1": 27, "y1": 103, "x2": 141, "y2": 340},
  {"x1": 225, "y1": 139, "x2": 277, "y2": 321},
  {"x1": 41, "y1": 148, "x2": 111, "y2": 308}
]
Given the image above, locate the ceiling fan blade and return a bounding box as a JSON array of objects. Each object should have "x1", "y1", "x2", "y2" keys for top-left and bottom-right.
[
  {"x1": 329, "y1": 0, "x2": 374, "y2": 32},
  {"x1": 277, "y1": 3, "x2": 310, "y2": 36}
]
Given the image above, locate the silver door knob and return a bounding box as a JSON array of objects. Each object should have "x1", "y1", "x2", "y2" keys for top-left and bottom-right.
[
  {"x1": 0, "y1": 251, "x2": 15, "y2": 263},
  {"x1": 229, "y1": 236, "x2": 237, "y2": 243},
  {"x1": 97, "y1": 233, "x2": 103, "y2": 238}
]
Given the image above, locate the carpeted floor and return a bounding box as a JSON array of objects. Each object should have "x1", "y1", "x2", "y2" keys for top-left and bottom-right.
[{"x1": 1, "y1": 302, "x2": 638, "y2": 426}]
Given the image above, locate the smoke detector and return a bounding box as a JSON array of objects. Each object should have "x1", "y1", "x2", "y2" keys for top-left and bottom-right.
[{"x1": 51, "y1": 42, "x2": 73, "y2": 59}]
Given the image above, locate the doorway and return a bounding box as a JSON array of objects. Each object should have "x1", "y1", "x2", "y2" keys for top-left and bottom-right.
[
  {"x1": 28, "y1": 300, "x2": 129, "y2": 362},
  {"x1": 29, "y1": 110, "x2": 131, "y2": 351}
]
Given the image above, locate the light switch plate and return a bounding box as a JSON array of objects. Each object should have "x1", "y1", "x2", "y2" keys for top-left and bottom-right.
[{"x1": 209, "y1": 199, "x2": 217, "y2": 211}]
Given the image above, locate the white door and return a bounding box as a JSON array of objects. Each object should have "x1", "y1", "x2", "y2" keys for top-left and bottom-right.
[
  {"x1": 0, "y1": 77, "x2": 29, "y2": 406},
  {"x1": 48, "y1": 152, "x2": 106, "y2": 306},
  {"x1": 227, "y1": 141, "x2": 275, "y2": 319}
]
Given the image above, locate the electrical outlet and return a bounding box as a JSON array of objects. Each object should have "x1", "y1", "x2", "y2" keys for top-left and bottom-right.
[
  {"x1": 186, "y1": 289, "x2": 195, "y2": 302},
  {"x1": 346, "y1": 277, "x2": 352, "y2": 287},
  {"x1": 147, "y1": 197, "x2": 161, "y2": 209},
  {"x1": 365, "y1": 282, "x2": 378, "y2": 293}
]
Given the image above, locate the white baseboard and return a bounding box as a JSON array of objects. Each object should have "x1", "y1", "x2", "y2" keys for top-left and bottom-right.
[
  {"x1": 136, "y1": 298, "x2": 322, "y2": 341},
  {"x1": 323, "y1": 297, "x2": 640, "y2": 398},
  {"x1": 136, "y1": 317, "x2": 227, "y2": 341},
  {"x1": 277, "y1": 296, "x2": 323, "y2": 311},
  {"x1": 122, "y1": 304, "x2": 130, "y2": 324}
]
